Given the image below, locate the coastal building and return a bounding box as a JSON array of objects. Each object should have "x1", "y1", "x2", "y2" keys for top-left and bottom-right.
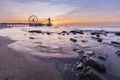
[{"x1": 47, "y1": 18, "x2": 52, "y2": 26}]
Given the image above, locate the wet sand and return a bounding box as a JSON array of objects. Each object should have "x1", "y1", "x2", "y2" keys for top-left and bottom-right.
[{"x1": 0, "y1": 37, "x2": 61, "y2": 80}]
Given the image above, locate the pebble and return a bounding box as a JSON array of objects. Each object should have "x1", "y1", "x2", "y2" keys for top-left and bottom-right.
[
  {"x1": 77, "y1": 62, "x2": 83, "y2": 69},
  {"x1": 85, "y1": 50, "x2": 95, "y2": 55}
]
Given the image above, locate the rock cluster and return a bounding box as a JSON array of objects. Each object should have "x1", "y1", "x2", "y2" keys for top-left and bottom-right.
[
  {"x1": 70, "y1": 30, "x2": 84, "y2": 35},
  {"x1": 73, "y1": 48, "x2": 108, "y2": 80},
  {"x1": 29, "y1": 30, "x2": 42, "y2": 33},
  {"x1": 29, "y1": 30, "x2": 52, "y2": 35},
  {"x1": 58, "y1": 31, "x2": 69, "y2": 35},
  {"x1": 77, "y1": 57, "x2": 107, "y2": 80},
  {"x1": 80, "y1": 66, "x2": 107, "y2": 80},
  {"x1": 91, "y1": 37, "x2": 103, "y2": 42}
]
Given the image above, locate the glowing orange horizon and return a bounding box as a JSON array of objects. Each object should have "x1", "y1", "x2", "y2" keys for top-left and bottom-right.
[
  {"x1": 0, "y1": 17, "x2": 120, "y2": 26},
  {"x1": 53, "y1": 19, "x2": 120, "y2": 26}
]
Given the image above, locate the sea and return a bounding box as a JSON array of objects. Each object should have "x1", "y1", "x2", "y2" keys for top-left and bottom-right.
[{"x1": 0, "y1": 25, "x2": 119, "y2": 58}]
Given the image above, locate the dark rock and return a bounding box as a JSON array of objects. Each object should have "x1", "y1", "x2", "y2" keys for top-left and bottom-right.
[
  {"x1": 84, "y1": 57, "x2": 106, "y2": 73},
  {"x1": 81, "y1": 40, "x2": 88, "y2": 42},
  {"x1": 70, "y1": 30, "x2": 84, "y2": 35},
  {"x1": 62, "y1": 31, "x2": 68, "y2": 33},
  {"x1": 104, "y1": 34, "x2": 107, "y2": 36},
  {"x1": 91, "y1": 32, "x2": 100, "y2": 36},
  {"x1": 35, "y1": 42, "x2": 42, "y2": 44},
  {"x1": 29, "y1": 30, "x2": 42, "y2": 34},
  {"x1": 91, "y1": 30, "x2": 108, "y2": 35},
  {"x1": 115, "y1": 32, "x2": 120, "y2": 36},
  {"x1": 111, "y1": 41, "x2": 120, "y2": 47},
  {"x1": 98, "y1": 54, "x2": 107, "y2": 60},
  {"x1": 98, "y1": 39, "x2": 102, "y2": 42},
  {"x1": 96, "y1": 34, "x2": 100, "y2": 37},
  {"x1": 70, "y1": 38, "x2": 77, "y2": 42},
  {"x1": 73, "y1": 48, "x2": 79, "y2": 51},
  {"x1": 115, "y1": 50, "x2": 120, "y2": 55},
  {"x1": 111, "y1": 41, "x2": 120, "y2": 45},
  {"x1": 81, "y1": 55, "x2": 91, "y2": 63},
  {"x1": 77, "y1": 50, "x2": 84, "y2": 54},
  {"x1": 80, "y1": 66, "x2": 107, "y2": 80},
  {"x1": 91, "y1": 32, "x2": 101, "y2": 37},
  {"x1": 91, "y1": 32, "x2": 96, "y2": 35},
  {"x1": 91, "y1": 37, "x2": 102, "y2": 42},
  {"x1": 59, "y1": 31, "x2": 69, "y2": 35},
  {"x1": 29, "y1": 37, "x2": 35, "y2": 39},
  {"x1": 73, "y1": 48, "x2": 84, "y2": 56},
  {"x1": 81, "y1": 54, "x2": 90, "y2": 60},
  {"x1": 46, "y1": 32, "x2": 51, "y2": 35}
]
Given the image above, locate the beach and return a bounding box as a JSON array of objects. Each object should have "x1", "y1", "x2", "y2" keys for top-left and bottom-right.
[
  {"x1": 0, "y1": 26, "x2": 120, "y2": 80},
  {"x1": 0, "y1": 36, "x2": 61, "y2": 80}
]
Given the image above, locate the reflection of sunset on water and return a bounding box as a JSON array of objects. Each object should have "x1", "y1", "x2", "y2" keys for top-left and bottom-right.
[{"x1": 0, "y1": 26, "x2": 120, "y2": 58}]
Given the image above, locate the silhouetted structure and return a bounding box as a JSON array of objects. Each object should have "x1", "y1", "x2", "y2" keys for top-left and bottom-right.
[
  {"x1": 47, "y1": 18, "x2": 52, "y2": 26},
  {"x1": 29, "y1": 15, "x2": 44, "y2": 26},
  {"x1": 29, "y1": 15, "x2": 52, "y2": 27},
  {"x1": 0, "y1": 15, "x2": 52, "y2": 27},
  {"x1": 0, "y1": 23, "x2": 29, "y2": 27}
]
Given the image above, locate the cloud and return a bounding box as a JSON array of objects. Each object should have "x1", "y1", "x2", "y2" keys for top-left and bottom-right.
[
  {"x1": 0, "y1": 0, "x2": 120, "y2": 24},
  {"x1": 0, "y1": 0, "x2": 75, "y2": 22}
]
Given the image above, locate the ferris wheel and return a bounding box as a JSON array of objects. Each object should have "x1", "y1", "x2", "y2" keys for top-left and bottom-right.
[{"x1": 28, "y1": 15, "x2": 38, "y2": 24}]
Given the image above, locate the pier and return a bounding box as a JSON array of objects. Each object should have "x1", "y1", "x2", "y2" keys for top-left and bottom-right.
[
  {"x1": 0, "y1": 15, "x2": 52, "y2": 27},
  {"x1": 0, "y1": 23, "x2": 29, "y2": 27}
]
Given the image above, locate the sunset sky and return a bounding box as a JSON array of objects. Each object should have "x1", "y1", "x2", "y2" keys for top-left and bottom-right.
[{"x1": 0, "y1": 0, "x2": 120, "y2": 26}]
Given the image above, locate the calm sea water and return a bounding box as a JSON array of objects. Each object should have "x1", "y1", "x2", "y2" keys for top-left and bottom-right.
[
  {"x1": 0, "y1": 26, "x2": 119, "y2": 58},
  {"x1": 56, "y1": 26, "x2": 120, "y2": 32}
]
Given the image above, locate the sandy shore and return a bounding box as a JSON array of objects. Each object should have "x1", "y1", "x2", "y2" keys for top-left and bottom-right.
[{"x1": 0, "y1": 37, "x2": 61, "y2": 80}]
